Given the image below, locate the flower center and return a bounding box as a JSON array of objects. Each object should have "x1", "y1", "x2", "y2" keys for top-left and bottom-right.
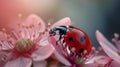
[{"x1": 15, "y1": 38, "x2": 33, "y2": 53}]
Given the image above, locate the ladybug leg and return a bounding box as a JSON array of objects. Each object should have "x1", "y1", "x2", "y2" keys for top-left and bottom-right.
[
  {"x1": 68, "y1": 47, "x2": 75, "y2": 57},
  {"x1": 56, "y1": 40, "x2": 61, "y2": 45},
  {"x1": 70, "y1": 52, "x2": 75, "y2": 57},
  {"x1": 62, "y1": 40, "x2": 65, "y2": 44},
  {"x1": 59, "y1": 35, "x2": 62, "y2": 41},
  {"x1": 61, "y1": 40, "x2": 67, "y2": 49},
  {"x1": 56, "y1": 41, "x2": 58, "y2": 45},
  {"x1": 56, "y1": 34, "x2": 63, "y2": 45}
]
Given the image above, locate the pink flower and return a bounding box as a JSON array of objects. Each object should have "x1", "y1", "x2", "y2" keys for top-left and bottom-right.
[
  {"x1": 0, "y1": 14, "x2": 54, "y2": 67},
  {"x1": 85, "y1": 55, "x2": 112, "y2": 67},
  {"x1": 95, "y1": 30, "x2": 120, "y2": 67}
]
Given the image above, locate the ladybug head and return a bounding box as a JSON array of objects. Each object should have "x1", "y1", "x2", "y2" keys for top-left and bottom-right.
[{"x1": 49, "y1": 26, "x2": 68, "y2": 36}]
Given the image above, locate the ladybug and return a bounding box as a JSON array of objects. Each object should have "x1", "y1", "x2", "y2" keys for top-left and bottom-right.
[{"x1": 49, "y1": 25, "x2": 92, "y2": 57}]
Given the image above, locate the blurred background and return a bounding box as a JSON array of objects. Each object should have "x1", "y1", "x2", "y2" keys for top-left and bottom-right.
[{"x1": 0, "y1": 0, "x2": 120, "y2": 47}]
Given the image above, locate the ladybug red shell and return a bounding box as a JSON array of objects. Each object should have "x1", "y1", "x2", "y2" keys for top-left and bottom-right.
[
  {"x1": 63, "y1": 26, "x2": 92, "y2": 56},
  {"x1": 49, "y1": 25, "x2": 92, "y2": 57}
]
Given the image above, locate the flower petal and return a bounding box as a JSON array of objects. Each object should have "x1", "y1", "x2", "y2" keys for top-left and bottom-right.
[
  {"x1": 51, "y1": 17, "x2": 71, "y2": 28},
  {"x1": 110, "y1": 61, "x2": 120, "y2": 67},
  {"x1": 0, "y1": 52, "x2": 8, "y2": 67},
  {"x1": 96, "y1": 30, "x2": 120, "y2": 62},
  {"x1": 38, "y1": 32, "x2": 49, "y2": 46},
  {"x1": 84, "y1": 64, "x2": 93, "y2": 67},
  {"x1": 112, "y1": 37, "x2": 120, "y2": 50},
  {"x1": 54, "y1": 50, "x2": 71, "y2": 66},
  {"x1": 4, "y1": 57, "x2": 32, "y2": 67},
  {"x1": 33, "y1": 60, "x2": 47, "y2": 67},
  {"x1": 49, "y1": 36, "x2": 71, "y2": 66},
  {"x1": 31, "y1": 44, "x2": 54, "y2": 61},
  {"x1": 0, "y1": 31, "x2": 14, "y2": 50},
  {"x1": 85, "y1": 56, "x2": 111, "y2": 65},
  {"x1": 23, "y1": 14, "x2": 46, "y2": 32}
]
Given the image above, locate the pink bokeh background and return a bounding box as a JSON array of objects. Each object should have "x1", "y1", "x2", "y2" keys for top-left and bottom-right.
[
  {"x1": 0, "y1": 0, "x2": 59, "y2": 31},
  {"x1": 0, "y1": 1, "x2": 29, "y2": 30}
]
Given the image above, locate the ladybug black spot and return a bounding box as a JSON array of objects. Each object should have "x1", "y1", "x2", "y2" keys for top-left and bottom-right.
[
  {"x1": 78, "y1": 48, "x2": 84, "y2": 53},
  {"x1": 68, "y1": 37, "x2": 73, "y2": 41}
]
